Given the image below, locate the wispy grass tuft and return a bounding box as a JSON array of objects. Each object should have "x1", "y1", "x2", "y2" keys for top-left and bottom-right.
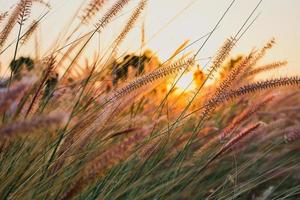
[{"x1": 0, "y1": 1, "x2": 299, "y2": 200}]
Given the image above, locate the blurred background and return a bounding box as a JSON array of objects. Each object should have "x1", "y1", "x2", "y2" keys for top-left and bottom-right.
[{"x1": 0, "y1": 0, "x2": 299, "y2": 77}]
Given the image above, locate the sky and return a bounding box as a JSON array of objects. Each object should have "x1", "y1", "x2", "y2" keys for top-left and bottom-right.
[{"x1": 0, "y1": 0, "x2": 299, "y2": 77}]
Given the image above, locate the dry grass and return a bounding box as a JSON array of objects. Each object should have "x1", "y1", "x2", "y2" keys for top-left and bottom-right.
[{"x1": 0, "y1": 0, "x2": 299, "y2": 200}]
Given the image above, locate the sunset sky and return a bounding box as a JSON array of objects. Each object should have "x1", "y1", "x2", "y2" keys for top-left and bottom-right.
[{"x1": 0, "y1": 0, "x2": 299, "y2": 76}]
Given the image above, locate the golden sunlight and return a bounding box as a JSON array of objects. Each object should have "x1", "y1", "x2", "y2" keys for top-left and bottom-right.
[
  {"x1": 167, "y1": 66, "x2": 204, "y2": 94},
  {"x1": 0, "y1": 1, "x2": 299, "y2": 199},
  {"x1": 175, "y1": 70, "x2": 196, "y2": 92}
]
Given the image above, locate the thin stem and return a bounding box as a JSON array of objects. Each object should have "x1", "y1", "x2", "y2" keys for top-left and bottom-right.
[{"x1": 8, "y1": 22, "x2": 23, "y2": 87}]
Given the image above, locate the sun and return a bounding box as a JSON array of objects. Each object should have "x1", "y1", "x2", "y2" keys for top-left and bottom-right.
[
  {"x1": 175, "y1": 71, "x2": 197, "y2": 92},
  {"x1": 167, "y1": 66, "x2": 203, "y2": 94}
]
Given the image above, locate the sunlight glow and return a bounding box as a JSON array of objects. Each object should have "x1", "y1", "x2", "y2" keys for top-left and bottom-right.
[
  {"x1": 167, "y1": 66, "x2": 202, "y2": 94},
  {"x1": 175, "y1": 71, "x2": 197, "y2": 92}
]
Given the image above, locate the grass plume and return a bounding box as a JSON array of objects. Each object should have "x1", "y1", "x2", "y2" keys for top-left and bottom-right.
[{"x1": 0, "y1": 1, "x2": 299, "y2": 199}]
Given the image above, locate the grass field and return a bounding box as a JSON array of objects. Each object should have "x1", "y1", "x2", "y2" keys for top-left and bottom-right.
[{"x1": 0, "y1": 0, "x2": 299, "y2": 199}]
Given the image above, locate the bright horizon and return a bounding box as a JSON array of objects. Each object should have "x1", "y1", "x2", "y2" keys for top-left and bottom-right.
[{"x1": 0, "y1": 0, "x2": 299, "y2": 77}]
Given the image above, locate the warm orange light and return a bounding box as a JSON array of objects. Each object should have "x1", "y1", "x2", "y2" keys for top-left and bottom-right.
[
  {"x1": 167, "y1": 67, "x2": 200, "y2": 94},
  {"x1": 175, "y1": 71, "x2": 197, "y2": 92}
]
